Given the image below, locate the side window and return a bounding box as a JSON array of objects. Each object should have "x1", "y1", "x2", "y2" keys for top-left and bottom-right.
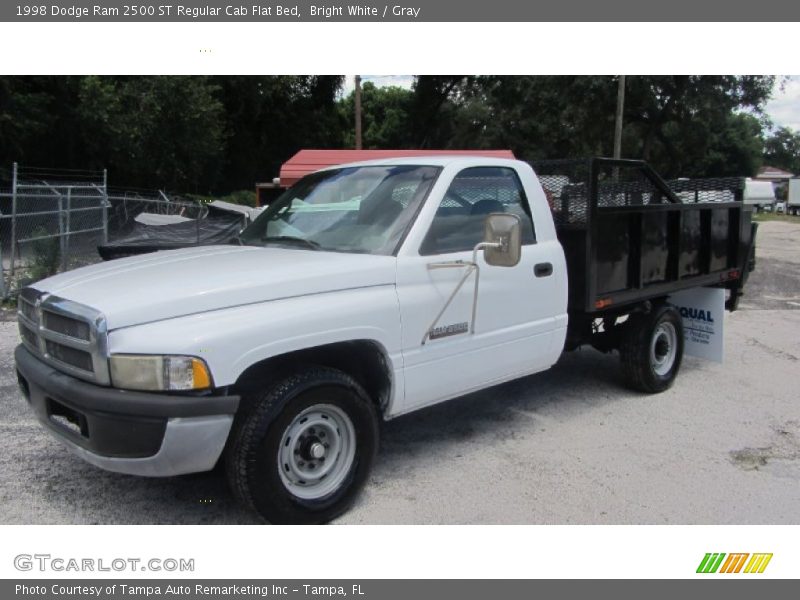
[{"x1": 420, "y1": 167, "x2": 535, "y2": 255}]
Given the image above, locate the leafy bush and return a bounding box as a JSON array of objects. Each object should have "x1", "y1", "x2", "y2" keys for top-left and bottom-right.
[
  {"x1": 218, "y1": 190, "x2": 257, "y2": 207},
  {"x1": 28, "y1": 227, "x2": 61, "y2": 281}
]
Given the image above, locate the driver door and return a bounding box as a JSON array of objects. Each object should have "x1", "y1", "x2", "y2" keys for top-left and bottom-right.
[{"x1": 395, "y1": 166, "x2": 562, "y2": 413}]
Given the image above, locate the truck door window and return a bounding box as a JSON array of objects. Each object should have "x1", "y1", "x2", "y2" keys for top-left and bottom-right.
[{"x1": 420, "y1": 167, "x2": 535, "y2": 255}]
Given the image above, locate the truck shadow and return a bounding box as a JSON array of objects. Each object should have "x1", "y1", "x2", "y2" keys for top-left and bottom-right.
[
  {"x1": 24, "y1": 347, "x2": 656, "y2": 524},
  {"x1": 376, "y1": 347, "x2": 627, "y2": 459},
  {"x1": 28, "y1": 449, "x2": 260, "y2": 524}
]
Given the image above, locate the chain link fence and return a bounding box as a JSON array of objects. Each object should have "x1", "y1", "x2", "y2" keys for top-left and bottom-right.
[{"x1": 1, "y1": 163, "x2": 203, "y2": 299}]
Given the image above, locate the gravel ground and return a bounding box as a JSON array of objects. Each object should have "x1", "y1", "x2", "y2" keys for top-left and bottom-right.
[{"x1": 1, "y1": 220, "x2": 799, "y2": 524}]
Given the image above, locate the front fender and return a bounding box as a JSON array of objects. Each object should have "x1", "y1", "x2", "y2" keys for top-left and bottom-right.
[{"x1": 107, "y1": 285, "x2": 403, "y2": 390}]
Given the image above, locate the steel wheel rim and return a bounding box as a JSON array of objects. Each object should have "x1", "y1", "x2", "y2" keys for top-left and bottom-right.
[
  {"x1": 278, "y1": 404, "x2": 356, "y2": 500},
  {"x1": 650, "y1": 322, "x2": 678, "y2": 376}
]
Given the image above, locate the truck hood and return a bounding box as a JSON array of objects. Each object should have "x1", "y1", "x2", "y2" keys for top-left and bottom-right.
[{"x1": 33, "y1": 246, "x2": 397, "y2": 330}]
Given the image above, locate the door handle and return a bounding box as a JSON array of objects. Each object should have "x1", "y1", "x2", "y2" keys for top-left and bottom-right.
[{"x1": 534, "y1": 262, "x2": 553, "y2": 277}]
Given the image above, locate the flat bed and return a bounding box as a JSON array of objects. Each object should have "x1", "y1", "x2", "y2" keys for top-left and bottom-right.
[{"x1": 532, "y1": 158, "x2": 756, "y2": 313}]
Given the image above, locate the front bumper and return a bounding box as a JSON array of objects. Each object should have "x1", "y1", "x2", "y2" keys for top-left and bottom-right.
[{"x1": 15, "y1": 344, "x2": 239, "y2": 477}]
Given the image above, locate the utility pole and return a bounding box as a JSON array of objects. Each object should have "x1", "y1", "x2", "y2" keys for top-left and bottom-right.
[
  {"x1": 354, "y1": 75, "x2": 363, "y2": 150},
  {"x1": 613, "y1": 75, "x2": 626, "y2": 160}
]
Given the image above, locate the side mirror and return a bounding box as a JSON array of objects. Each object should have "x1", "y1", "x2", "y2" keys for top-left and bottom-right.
[{"x1": 483, "y1": 213, "x2": 522, "y2": 267}]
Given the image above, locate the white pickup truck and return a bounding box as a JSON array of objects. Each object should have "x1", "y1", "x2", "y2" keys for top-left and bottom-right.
[{"x1": 15, "y1": 156, "x2": 755, "y2": 523}]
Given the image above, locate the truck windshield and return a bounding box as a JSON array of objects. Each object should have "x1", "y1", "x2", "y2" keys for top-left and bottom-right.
[{"x1": 240, "y1": 165, "x2": 441, "y2": 255}]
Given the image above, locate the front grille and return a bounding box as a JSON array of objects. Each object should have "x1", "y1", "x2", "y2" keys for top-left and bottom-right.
[
  {"x1": 42, "y1": 311, "x2": 91, "y2": 341},
  {"x1": 16, "y1": 288, "x2": 109, "y2": 385},
  {"x1": 19, "y1": 323, "x2": 38, "y2": 348},
  {"x1": 17, "y1": 288, "x2": 42, "y2": 354},
  {"x1": 18, "y1": 296, "x2": 38, "y2": 323},
  {"x1": 45, "y1": 340, "x2": 95, "y2": 373}
]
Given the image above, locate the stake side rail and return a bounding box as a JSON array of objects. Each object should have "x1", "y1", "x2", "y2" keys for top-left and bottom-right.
[{"x1": 531, "y1": 157, "x2": 752, "y2": 316}]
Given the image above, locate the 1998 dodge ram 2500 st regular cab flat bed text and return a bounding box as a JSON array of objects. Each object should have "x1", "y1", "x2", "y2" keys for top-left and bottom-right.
[{"x1": 15, "y1": 156, "x2": 756, "y2": 523}]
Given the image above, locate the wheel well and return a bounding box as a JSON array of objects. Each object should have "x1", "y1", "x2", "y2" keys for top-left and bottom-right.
[
  {"x1": 565, "y1": 298, "x2": 670, "y2": 352},
  {"x1": 233, "y1": 340, "x2": 393, "y2": 415}
]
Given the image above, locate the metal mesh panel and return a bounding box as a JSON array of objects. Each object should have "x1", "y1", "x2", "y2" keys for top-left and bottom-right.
[
  {"x1": 449, "y1": 176, "x2": 523, "y2": 207},
  {"x1": 667, "y1": 177, "x2": 743, "y2": 203},
  {"x1": 391, "y1": 183, "x2": 420, "y2": 207},
  {"x1": 595, "y1": 162, "x2": 667, "y2": 208},
  {"x1": 531, "y1": 159, "x2": 592, "y2": 227},
  {"x1": 531, "y1": 159, "x2": 746, "y2": 228}
]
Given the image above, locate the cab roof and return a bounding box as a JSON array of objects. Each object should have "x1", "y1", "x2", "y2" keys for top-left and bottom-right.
[{"x1": 318, "y1": 155, "x2": 523, "y2": 171}]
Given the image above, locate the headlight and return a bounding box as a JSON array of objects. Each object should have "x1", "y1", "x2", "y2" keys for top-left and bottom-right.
[{"x1": 109, "y1": 355, "x2": 212, "y2": 391}]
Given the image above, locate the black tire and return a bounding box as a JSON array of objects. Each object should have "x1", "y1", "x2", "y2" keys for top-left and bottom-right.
[
  {"x1": 619, "y1": 304, "x2": 684, "y2": 393},
  {"x1": 226, "y1": 366, "x2": 379, "y2": 524}
]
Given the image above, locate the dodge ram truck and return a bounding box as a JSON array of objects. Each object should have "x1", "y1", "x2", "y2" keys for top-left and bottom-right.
[{"x1": 14, "y1": 156, "x2": 756, "y2": 523}]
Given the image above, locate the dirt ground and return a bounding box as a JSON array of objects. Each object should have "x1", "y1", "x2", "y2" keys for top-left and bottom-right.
[{"x1": 1, "y1": 220, "x2": 798, "y2": 524}]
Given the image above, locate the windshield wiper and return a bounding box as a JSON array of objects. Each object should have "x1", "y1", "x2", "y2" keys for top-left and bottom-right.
[{"x1": 261, "y1": 236, "x2": 322, "y2": 250}]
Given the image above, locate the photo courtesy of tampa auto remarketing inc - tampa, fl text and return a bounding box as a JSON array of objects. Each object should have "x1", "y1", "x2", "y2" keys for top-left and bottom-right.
[{"x1": 0, "y1": 1, "x2": 799, "y2": 597}]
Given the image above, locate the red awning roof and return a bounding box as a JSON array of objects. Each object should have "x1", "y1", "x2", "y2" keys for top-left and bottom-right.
[
  {"x1": 278, "y1": 149, "x2": 515, "y2": 187},
  {"x1": 756, "y1": 165, "x2": 795, "y2": 180}
]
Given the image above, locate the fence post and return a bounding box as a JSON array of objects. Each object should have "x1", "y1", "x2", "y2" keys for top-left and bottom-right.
[
  {"x1": 59, "y1": 191, "x2": 66, "y2": 272},
  {"x1": 102, "y1": 169, "x2": 108, "y2": 244},
  {"x1": 0, "y1": 231, "x2": 5, "y2": 299},
  {"x1": 9, "y1": 162, "x2": 17, "y2": 284},
  {"x1": 64, "y1": 187, "x2": 72, "y2": 270}
]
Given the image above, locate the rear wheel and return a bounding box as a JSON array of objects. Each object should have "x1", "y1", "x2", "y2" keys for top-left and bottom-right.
[
  {"x1": 620, "y1": 304, "x2": 684, "y2": 393},
  {"x1": 226, "y1": 367, "x2": 379, "y2": 524}
]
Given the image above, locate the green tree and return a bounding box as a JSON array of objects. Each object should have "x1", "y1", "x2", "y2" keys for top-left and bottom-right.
[
  {"x1": 339, "y1": 82, "x2": 414, "y2": 148},
  {"x1": 448, "y1": 76, "x2": 616, "y2": 159},
  {"x1": 109, "y1": 76, "x2": 226, "y2": 191},
  {"x1": 0, "y1": 77, "x2": 59, "y2": 164},
  {"x1": 405, "y1": 75, "x2": 774, "y2": 178},
  {"x1": 763, "y1": 126, "x2": 800, "y2": 174},
  {"x1": 211, "y1": 75, "x2": 345, "y2": 191},
  {"x1": 0, "y1": 75, "x2": 778, "y2": 192},
  {"x1": 0, "y1": 75, "x2": 346, "y2": 193},
  {"x1": 408, "y1": 75, "x2": 470, "y2": 148},
  {"x1": 621, "y1": 76, "x2": 773, "y2": 177},
  {"x1": 0, "y1": 76, "x2": 91, "y2": 168}
]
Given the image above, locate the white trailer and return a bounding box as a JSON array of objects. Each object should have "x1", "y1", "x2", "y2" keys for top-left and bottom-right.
[
  {"x1": 743, "y1": 179, "x2": 776, "y2": 212},
  {"x1": 788, "y1": 178, "x2": 800, "y2": 216}
]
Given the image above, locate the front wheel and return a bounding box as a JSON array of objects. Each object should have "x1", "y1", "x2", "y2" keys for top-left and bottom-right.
[
  {"x1": 619, "y1": 304, "x2": 684, "y2": 393},
  {"x1": 226, "y1": 367, "x2": 379, "y2": 524}
]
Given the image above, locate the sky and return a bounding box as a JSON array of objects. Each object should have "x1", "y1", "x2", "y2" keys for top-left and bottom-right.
[
  {"x1": 764, "y1": 76, "x2": 800, "y2": 131},
  {"x1": 341, "y1": 75, "x2": 414, "y2": 95},
  {"x1": 342, "y1": 75, "x2": 800, "y2": 133}
]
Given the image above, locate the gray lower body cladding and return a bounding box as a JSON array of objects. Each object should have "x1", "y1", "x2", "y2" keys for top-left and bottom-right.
[{"x1": 14, "y1": 344, "x2": 239, "y2": 476}]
